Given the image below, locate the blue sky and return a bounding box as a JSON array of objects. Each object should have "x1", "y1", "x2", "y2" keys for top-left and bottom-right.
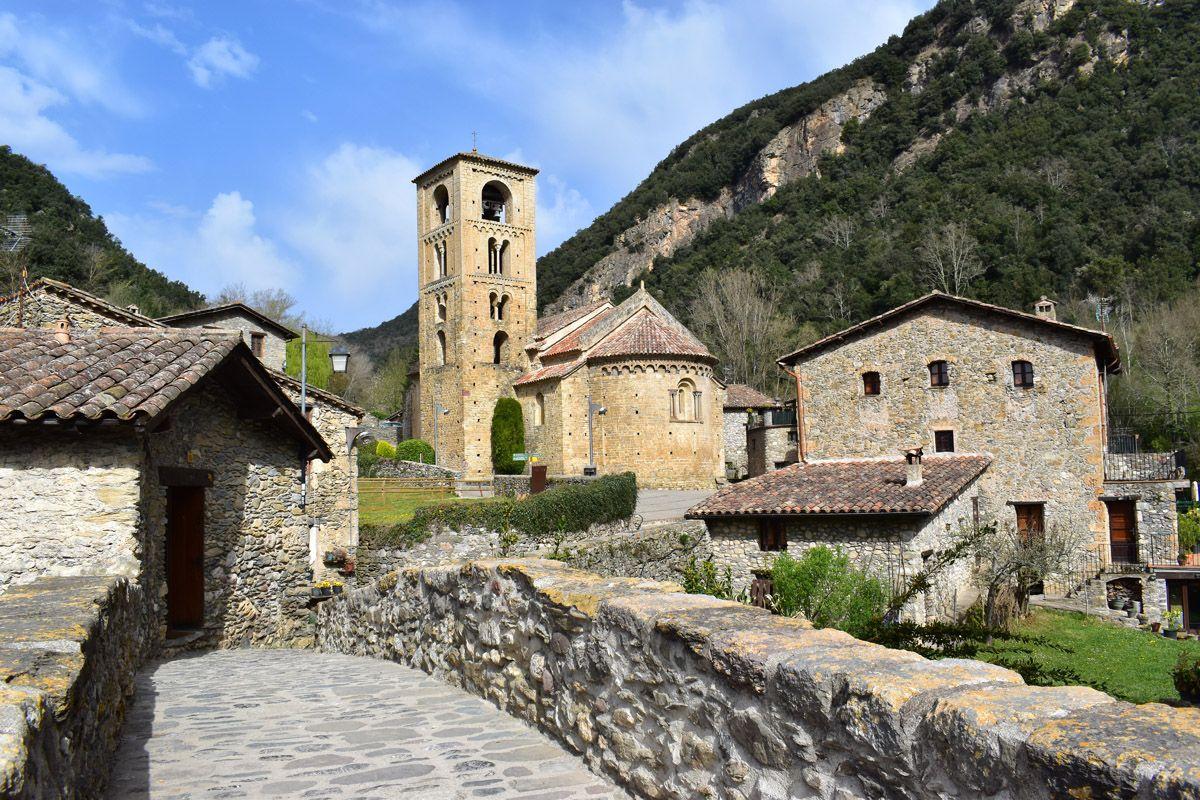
[{"x1": 1, "y1": 0, "x2": 933, "y2": 334}]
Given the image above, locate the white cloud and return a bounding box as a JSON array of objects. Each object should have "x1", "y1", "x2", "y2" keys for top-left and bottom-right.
[
  {"x1": 0, "y1": 66, "x2": 152, "y2": 178},
  {"x1": 188, "y1": 36, "x2": 259, "y2": 88},
  {"x1": 282, "y1": 143, "x2": 420, "y2": 300},
  {"x1": 128, "y1": 20, "x2": 188, "y2": 56},
  {"x1": 107, "y1": 192, "x2": 298, "y2": 298},
  {"x1": 302, "y1": 109, "x2": 318, "y2": 123},
  {"x1": 538, "y1": 175, "x2": 592, "y2": 252}
]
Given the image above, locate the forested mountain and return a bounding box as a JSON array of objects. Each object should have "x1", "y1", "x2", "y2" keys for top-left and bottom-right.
[
  {"x1": 0, "y1": 146, "x2": 202, "y2": 316},
  {"x1": 349, "y1": 0, "x2": 1200, "y2": 374}
]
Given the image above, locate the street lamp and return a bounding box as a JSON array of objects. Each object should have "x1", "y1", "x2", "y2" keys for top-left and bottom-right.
[
  {"x1": 585, "y1": 395, "x2": 607, "y2": 476},
  {"x1": 433, "y1": 403, "x2": 449, "y2": 466},
  {"x1": 299, "y1": 325, "x2": 350, "y2": 417},
  {"x1": 329, "y1": 347, "x2": 351, "y2": 374}
]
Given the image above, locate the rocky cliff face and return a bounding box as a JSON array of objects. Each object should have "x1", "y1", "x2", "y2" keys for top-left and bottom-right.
[
  {"x1": 547, "y1": 79, "x2": 887, "y2": 313},
  {"x1": 545, "y1": 0, "x2": 1123, "y2": 315}
]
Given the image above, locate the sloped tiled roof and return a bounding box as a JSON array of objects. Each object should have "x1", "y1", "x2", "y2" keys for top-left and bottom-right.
[
  {"x1": 0, "y1": 328, "x2": 240, "y2": 422},
  {"x1": 724, "y1": 383, "x2": 779, "y2": 409},
  {"x1": 687, "y1": 455, "x2": 990, "y2": 517},
  {"x1": 541, "y1": 311, "x2": 612, "y2": 358},
  {"x1": 512, "y1": 360, "x2": 583, "y2": 387},
  {"x1": 535, "y1": 301, "x2": 610, "y2": 339},
  {"x1": 157, "y1": 302, "x2": 299, "y2": 340},
  {"x1": 267, "y1": 368, "x2": 366, "y2": 418},
  {"x1": 0, "y1": 278, "x2": 163, "y2": 327},
  {"x1": 778, "y1": 292, "x2": 1120, "y2": 372},
  {"x1": 587, "y1": 312, "x2": 715, "y2": 362}
]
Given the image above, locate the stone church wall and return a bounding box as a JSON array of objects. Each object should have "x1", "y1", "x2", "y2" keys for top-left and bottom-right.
[
  {"x1": 796, "y1": 305, "x2": 1108, "y2": 548},
  {"x1": 319, "y1": 558, "x2": 1200, "y2": 799}
]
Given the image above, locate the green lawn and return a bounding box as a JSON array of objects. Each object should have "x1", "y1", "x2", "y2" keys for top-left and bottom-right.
[
  {"x1": 976, "y1": 609, "x2": 1200, "y2": 704},
  {"x1": 358, "y1": 488, "x2": 456, "y2": 526}
]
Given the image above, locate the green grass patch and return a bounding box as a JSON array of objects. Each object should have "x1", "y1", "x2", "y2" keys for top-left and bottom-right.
[
  {"x1": 358, "y1": 488, "x2": 456, "y2": 527},
  {"x1": 976, "y1": 609, "x2": 1200, "y2": 705}
]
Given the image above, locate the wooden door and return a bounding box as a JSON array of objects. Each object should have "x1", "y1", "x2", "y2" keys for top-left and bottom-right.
[
  {"x1": 1107, "y1": 500, "x2": 1138, "y2": 564},
  {"x1": 166, "y1": 486, "x2": 205, "y2": 629}
]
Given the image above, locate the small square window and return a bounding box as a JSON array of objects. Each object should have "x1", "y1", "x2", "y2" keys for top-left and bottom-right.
[
  {"x1": 928, "y1": 360, "x2": 949, "y2": 387},
  {"x1": 758, "y1": 520, "x2": 787, "y2": 552},
  {"x1": 250, "y1": 332, "x2": 265, "y2": 358},
  {"x1": 934, "y1": 430, "x2": 955, "y2": 453},
  {"x1": 1012, "y1": 360, "x2": 1034, "y2": 388},
  {"x1": 862, "y1": 371, "x2": 881, "y2": 396}
]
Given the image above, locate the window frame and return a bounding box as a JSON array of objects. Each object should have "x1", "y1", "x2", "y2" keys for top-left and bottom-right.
[
  {"x1": 1012, "y1": 360, "x2": 1034, "y2": 388},
  {"x1": 862, "y1": 371, "x2": 881, "y2": 396},
  {"x1": 1013, "y1": 502, "x2": 1045, "y2": 542},
  {"x1": 758, "y1": 519, "x2": 787, "y2": 552},
  {"x1": 928, "y1": 359, "x2": 950, "y2": 388},
  {"x1": 249, "y1": 332, "x2": 265, "y2": 359},
  {"x1": 934, "y1": 429, "x2": 955, "y2": 453}
]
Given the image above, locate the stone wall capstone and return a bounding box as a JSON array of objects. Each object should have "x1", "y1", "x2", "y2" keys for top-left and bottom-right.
[
  {"x1": 367, "y1": 459, "x2": 461, "y2": 480},
  {"x1": 318, "y1": 559, "x2": 1200, "y2": 799},
  {"x1": 0, "y1": 576, "x2": 148, "y2": 799}
]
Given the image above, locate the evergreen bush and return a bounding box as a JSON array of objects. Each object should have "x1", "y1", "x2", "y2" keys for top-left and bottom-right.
[
  {"x1": 1174, "y1": 652, "x2": 1200, "y2": 704},
  {"x1": 364, "y1": 472, "x2": 636, "y2": 548},
  {"x1": 770, "y1": 547, "x2": 888, "y2": 639},
  {"x1": 491, "y1": 398, "x2": 526, "y2": 475},
  {"x1": 395, "y1": 438, "x2": 434, "y2": 463},
  {"x1": 375, "y1": 440, "x2": 396, "y2": 458}
]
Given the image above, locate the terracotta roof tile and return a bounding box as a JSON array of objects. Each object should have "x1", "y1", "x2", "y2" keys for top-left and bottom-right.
[
  {"x1": 724, "y1": 384, "x2": 779, "y2": 409},
  {"x1": 541, "y1": 310, "x2": 613, "y2": 358},
  {"x1": 0, "y1": 327, "x2": 240, "y2": 423},
  {"x1": 513, "y1": 359, "x2": 583, "y2": 387},
  {"x1": 687, "y1": 455, "x2": 990, "y2": 517},
  {"x1": 587, "y1": 313, "x2": 715, "y2": 362},
  {"x1": 535, "y1": 301, "x2": 610, "y2": 338}
]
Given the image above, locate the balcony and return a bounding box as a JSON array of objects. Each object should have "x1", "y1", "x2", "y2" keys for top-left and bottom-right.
[
  {"x1": 1104, "y1": 451, "x2": 1185, "y2": 482},
  {"x1": 747, "y1": 409, "x2": 796, "y2": 430}
]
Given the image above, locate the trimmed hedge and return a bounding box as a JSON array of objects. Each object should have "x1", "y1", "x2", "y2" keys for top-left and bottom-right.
[
  {"x1": 396, "y1": 438, "x2": 435, "y2": 463},
  {"x1": 362, "y1": 472, "x2": 637, "y2": 548},
  {"x1": 375, "y1": 440, "x2": 397, "y2": 458},
  {"x1": 491, "y1": 398, "x2": 525, "y2": 475}
]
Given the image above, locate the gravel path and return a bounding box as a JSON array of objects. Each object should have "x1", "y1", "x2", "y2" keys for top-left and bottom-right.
[{"x1": 106, "y1": 649, "x2": 627, "y2": 799}]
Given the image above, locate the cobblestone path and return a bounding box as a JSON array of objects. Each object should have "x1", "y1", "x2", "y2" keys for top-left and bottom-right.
[{"x1": 107, "y1": 650, "x2": 628, "y2": 799}]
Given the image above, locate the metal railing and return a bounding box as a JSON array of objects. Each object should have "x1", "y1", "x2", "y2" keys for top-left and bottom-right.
[
  {"x1": 748, "y1": 409, "x2": 796, "y2": 430},
  {"x1": 1103, "y1": 451, "x2": 1185, "y2": 482}
]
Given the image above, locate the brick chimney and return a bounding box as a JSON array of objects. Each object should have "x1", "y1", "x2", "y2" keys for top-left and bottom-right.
[
  {"x1": 904, "y1": 447, "x2": 923, "y2": 487},
  {"x1": 1033, "y1": 295, "x2": 1057, "y2": 321}
]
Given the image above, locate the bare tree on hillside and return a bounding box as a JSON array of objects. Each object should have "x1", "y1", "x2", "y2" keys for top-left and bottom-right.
[
  {"x1": 213, "y1": 283, "x2": 300, "y2": 328},
  {"x1": 692, "y1": 268, "x2": 794, "y2": 395},
  {"x1": 918, "y1": 222, "x2": 984, "y2": 295},
  {"x1": 816, "y1": 214, "x2": 856, "y2": 251}
]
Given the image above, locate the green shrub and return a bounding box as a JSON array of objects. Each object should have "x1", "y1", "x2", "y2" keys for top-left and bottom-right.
[
  {"x1": 491, "y1": 398, "x2": 526, "y2": 475},
  {"x1": 682, "y1": 557, "x2": 734, "y2": 599},
  {"x1": 1174, "y1": 652, "x2": 1200, "y2": 703},
  {"x1": 357, "y1": 447, "x2": 380, "y2": 476},
  {"x1": 1179, "y1": 509, "x2": 1200, "y2": 557},
  {"x1": 395, "y1": 438, "x2": 434, "y2": 463},
  {"x1": 375, "y1": 440, "x2": 396, "y2": 458},
  {"x1": 367, "y1": 472, "x2": 637, "y2": 548},
  {"x1": 770, "y1": 547, "x2": 888, "y2": 639}
]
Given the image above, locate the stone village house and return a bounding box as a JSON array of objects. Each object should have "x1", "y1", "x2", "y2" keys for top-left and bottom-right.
[
  {"x1": 0, "y1": 279, "x2": 364, "y2": 584},
  {"x1": 691, "y1": 292, "x2": 1190, "y2": 621},
  {"x1": 406, "y1": 152, "x2": 726, "y2": 489},
  {"x1": 0, "y1": 325, "x2": 333, "y2": 647},
  {"x1": 722, "y1": 383, "x2": 781, "y2": 480}
]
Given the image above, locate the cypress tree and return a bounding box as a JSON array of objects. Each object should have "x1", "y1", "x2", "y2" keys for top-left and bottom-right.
[{"x1": 491, "y1": 397, "x2": 526, "y2": 475}]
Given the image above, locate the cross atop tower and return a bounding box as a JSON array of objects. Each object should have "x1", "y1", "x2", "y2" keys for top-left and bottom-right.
[{"x1": 471, "y1": 131, "x2": 478, "y2": 152}]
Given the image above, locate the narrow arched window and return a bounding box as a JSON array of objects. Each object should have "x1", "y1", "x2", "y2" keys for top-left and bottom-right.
[
  {"x1": 534, "y1": 392, "x2": 545, "y2": 426},
  {"x1": 436, "y1": 330, "x2": 447, "y2": 366},
  {"x1": 496, "y1": 294, "x2": 509, "y2": 321},
  {"x1": 498, "y1": 240, "x2": 509, "y2": 275},
  {"x1": 435, "y1": 293, "x2": 447, "y2": 323},
  {"x1": 493, "y1": 331, "x2": 509, "y2": 364},
  {"x1": 481, "y1": 181, "x2": 510, "y2": 223},
  {"x1": 674, "y1": 379, "x2": 696, "y2": 421},
  {"x1": 435, "y1": 242, "x2": 447, "y2": 278},
  {"x1": 862, "y1": 371, "x2": 881, "y2": 396},
  {"x1": 487, "y1": 237, "x2": 498, "y2": 274},
  {"x1": 928, "y1": 360, "x2": 949, "y2": 387},
  {"x1": 1012, "y1": 360, "x2": 1034, "y2": 388},
  {"x1": 488, "y1": 292, "x2": 498, "y2": 320},
  {"x1": 433, "y1": 185, "x2": 450, "y2": 225}
]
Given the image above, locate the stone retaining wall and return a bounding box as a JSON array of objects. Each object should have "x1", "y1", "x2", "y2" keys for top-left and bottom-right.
[
  {"x1": 0, "y1": 576, "x2": 147, "y2": 798},
  {"x1": 493, "y1": 474, "x2": 595, "y2": 497},
  {"x1": 318, "y1": 559, "x2": 1200, "y2": 799},
  {"x1": 368, "y1": 460, "x2": 461, "y2": 479}
]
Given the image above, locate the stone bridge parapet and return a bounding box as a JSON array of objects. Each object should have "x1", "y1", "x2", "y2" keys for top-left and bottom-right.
[
  {"x1": 0, "y1": 576, "x2": 148, "y2": 799},
  {"x1": 318, "y1": 558, "x2": 1200, "y2": 799}
]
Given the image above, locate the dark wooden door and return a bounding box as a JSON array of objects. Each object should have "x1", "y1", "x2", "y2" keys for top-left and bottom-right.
[
  {"x1": 1107, "y1": 500, "x2": 1138, "y2": 564},
  {"x1": 166, "y1": 486, "x2": 205, "y2": 629}
]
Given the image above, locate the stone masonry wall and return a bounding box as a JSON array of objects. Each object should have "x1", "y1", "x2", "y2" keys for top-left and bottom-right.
[
  {"x1": 746, "y1": 425, "x2": 795, "y2": 478},
  {"x1": 723, "y1": 411, "x2": 749, "y2": 479},
  {"x1": 1102, "y1": 479, "x2": 1185, "y2": 565},
  {"x1": 707, "y1": 484, "x2": 981, "y2": 623},
  {"x1": 0, "y1": 290, "x2": 141, "y2": 330},
  {"x1": 143, "y1": 385, "x2": 313, "y2": 647},
  {"x1": 796, "y1": 304, "x2": 1108, "y2": 553},
  {"x1": 319, "y1": 559, "x2": 1200, "y2": 799},
  {"x1": 0, "y1": 428, "x2": 142, "y2": 593},
  {"x1": 166, "y1": 309, "x2": 289, "y2": 371},
  {"x1": 0, "y1": 576, "x2": 149, "y2": 799}
]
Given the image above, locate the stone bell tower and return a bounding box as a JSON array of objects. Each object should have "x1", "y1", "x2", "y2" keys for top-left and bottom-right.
[{"x1": 411, "y1": 152, "x2": 539, "y2": 478}]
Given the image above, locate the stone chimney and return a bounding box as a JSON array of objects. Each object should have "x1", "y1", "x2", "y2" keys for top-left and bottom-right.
[
  {"x1": 126, "y1": 304, "x2": 140, "y2": 315},
  {"x1": 904, "y1": 447, "x2": 923, "y2": 487},
  {"x1": 1033, "y1": 295, "x2": 1057, "y2": 321},
  {"x1": 54, "y1": 315, "x2": 71, "y2": 344}
]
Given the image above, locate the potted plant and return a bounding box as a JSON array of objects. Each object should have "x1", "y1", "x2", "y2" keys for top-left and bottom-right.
[
  {"x1": 1164, "y1": 609, "x2": 1183, "y2": 637},
  {"x1": 324, "y1": 547, "x2": 348, "y2": 567},
  {"x1": 311, "y1": 579, "x2": 343, "y2": 598}
]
